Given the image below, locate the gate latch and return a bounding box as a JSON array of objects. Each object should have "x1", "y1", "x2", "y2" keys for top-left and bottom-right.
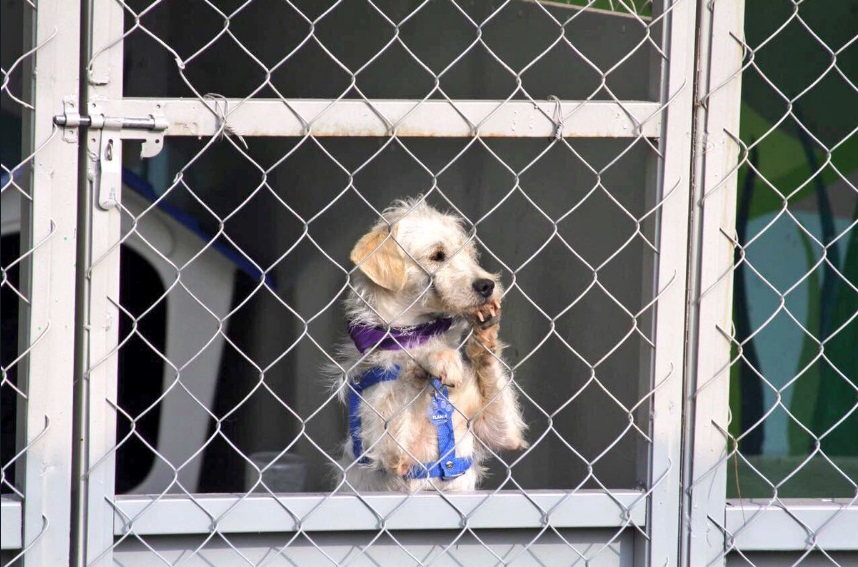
[
  {"x1": 53, "y1": 98, "x2": 168, "y2": 159},
  {"x1": 54, "y1": 99, "x2": 169, "y2": 210}
]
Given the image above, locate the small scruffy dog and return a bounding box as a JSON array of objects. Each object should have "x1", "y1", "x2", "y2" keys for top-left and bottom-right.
[{"x1": 334, "y1": 198, "x2": 526, "y2": 492}]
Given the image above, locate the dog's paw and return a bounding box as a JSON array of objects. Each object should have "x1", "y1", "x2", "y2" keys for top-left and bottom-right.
[
  {"x1": 468, "y1": 320, "x2": 500, "y2": 357},
  {"x1": 379, "y1": 451, "x2": 412, "y2": 477},
  {"x1": 469, "y1": 298, "x2": 501, "y2": 330},
  {"x1": 476, "y1": 324, "x2": 499, "y2": 349},
  {"x1": 393, "y1": 456, "x2": 412, "y2": 477},
  {"x1": 425, "y1": 348, "x2": 464, "y2": 388}
]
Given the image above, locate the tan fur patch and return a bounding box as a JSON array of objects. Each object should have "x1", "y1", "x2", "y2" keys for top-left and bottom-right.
[{"x1": 350, "y1": 224, "x2": 407, "y2": 291}]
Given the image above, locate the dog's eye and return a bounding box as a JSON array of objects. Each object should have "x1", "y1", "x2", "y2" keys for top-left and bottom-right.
[{"x1": 430, "y1": 249, "x2": 446, "y2": 262}]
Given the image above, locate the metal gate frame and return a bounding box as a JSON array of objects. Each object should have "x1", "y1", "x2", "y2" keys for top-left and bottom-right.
[
  {"x1": 3, "y1": 0, "x2": 857, "y2": 565},
  {"x1": 75, "y1": 0, "x2": 693, "y2": 564},
  {"x1": 684, "y1": 1, "x2": 858, "y2": 565}
]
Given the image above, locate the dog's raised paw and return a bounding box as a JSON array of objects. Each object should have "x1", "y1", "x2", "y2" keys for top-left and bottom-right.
[
  {"x1": 425, "y1": 348, "x2": 464, "y2": 388},
  {"x1": 475, "y1": 324, "x2": 499, "y2": 350}
]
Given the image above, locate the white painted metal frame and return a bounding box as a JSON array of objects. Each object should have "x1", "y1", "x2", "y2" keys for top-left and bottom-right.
[
  {"x1": 77, "y1": 0, "x2": 126, "y2": 564},
  {"x1": 726, "y1": 501, "x2": 858, "y2": 552},
  {"x1": 682, "y1": 0, "x2": 746, "y2": 564},
  {"x1": 643, "y1": 0, "x2": 699, "y2": 565},
  {"x1": 100, "y1": 98, "x2": 663, "y2": 139},
  {"x1": 3, "y1": 0, "x2": 81, "y2": 564},
  {"x1": 114, "y1": 491, "x2": 647, "y2": 535},
  {"x1": 75, "y1": 1, "x2": 696, "y2": 566}
]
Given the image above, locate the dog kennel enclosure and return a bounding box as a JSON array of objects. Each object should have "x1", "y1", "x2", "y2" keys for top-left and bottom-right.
[{"x1": 1, "y1": 0, "x2": 856, "y2": 565}]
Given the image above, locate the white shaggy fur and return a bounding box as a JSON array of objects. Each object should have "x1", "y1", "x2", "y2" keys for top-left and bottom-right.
[{"x1": 333, "y1": 198, "x2": 527, "y2": 492}]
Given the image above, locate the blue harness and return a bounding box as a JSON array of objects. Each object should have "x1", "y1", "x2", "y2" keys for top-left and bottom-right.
[{"x1": 348, "y1": 365, "x2": 473, "y2": 480}]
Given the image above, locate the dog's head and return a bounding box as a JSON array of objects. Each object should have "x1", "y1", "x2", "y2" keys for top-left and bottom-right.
[{"x1": 350, "y1": 199, "x2": 500, "y2": 324}]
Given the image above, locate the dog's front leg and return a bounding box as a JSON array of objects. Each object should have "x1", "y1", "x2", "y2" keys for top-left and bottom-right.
[
  {"x1": 360, "y1": 387, "x2": 420, "y2": 477},
  {"x1": 382, "y1": 413, "x2": 418, "y2": 477},
  {"x1": 412, "y1": 347, "x2": 465, "y2": 389},
  {"x1": 465, "y1": 305, "x2": 527, "y2": 452}
]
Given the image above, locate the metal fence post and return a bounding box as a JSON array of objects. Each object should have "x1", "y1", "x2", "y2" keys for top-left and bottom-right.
[
  {"x1": 14, "y1": 0, "x2": 81, "y2": 564},
  {"x1": 74, "y1": 0, "x2": 126, "y2": 564},
  {"x1": 647, "y1": 1, "x2": 697, "y2": 565},
  {"x1": 643, "y1": 0, "x2": 700, "y2": 564},
  {"x1": 683, "y1": 0, "x2": 747, "y2": 565}
]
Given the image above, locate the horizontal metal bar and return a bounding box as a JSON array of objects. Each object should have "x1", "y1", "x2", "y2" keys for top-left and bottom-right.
[
  {"x1": 727, "y1": 500, "x2": 858, "y2": 551},
  {"x1": 114, "y1": 490, "x2": 646, "y2": 536},
  {"x1": 1, "y1": 496, "x2": 22, "y2": 549},
  {"x1": 111, "y1": 527, "x2": 636, "y2": 566},
  {"x1": 103, "y1": 98, "x2": 662, "y2": 138}
]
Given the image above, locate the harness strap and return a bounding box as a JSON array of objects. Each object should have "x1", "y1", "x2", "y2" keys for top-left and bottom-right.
[
  {"x1": 348, "y1": 366, "x2": 399, "y2": 465},
  {"x1": 404, "y1": 378, "x2": 473, "y2": 480},
  {"x1": 348, "y1": 368, "x2": 472, "y2": 480}
]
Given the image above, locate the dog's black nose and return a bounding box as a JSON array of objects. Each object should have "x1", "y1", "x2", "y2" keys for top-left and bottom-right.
[{"x1": 472, "y1": 278, "x2": 495, "y2": 298}]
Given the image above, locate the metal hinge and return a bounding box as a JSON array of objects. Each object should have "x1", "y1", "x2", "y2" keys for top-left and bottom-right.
[{"x1": 54, "y1": 98, "x2": 169, "y2": 210}]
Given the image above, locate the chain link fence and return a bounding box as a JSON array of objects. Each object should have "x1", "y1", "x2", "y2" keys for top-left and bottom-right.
[
  {"x1": 76, "y1": 0, "x2": 689, "y2": 564},
  {"x1": 689, "y1": 0, "x2": 857, "y2": 565},
  {"x1": 1, "y1": 0, "x2": 855, "y2": 565}
]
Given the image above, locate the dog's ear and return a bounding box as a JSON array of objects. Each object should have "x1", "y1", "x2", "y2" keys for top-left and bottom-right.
[{"x1": 350, "y1": 224, "x2": 407, "y2": 291}]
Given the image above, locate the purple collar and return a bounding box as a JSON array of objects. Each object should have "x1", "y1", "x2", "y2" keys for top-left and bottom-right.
[{"x1": 348, "y1": 318, "x2": 454, "y2": 354}]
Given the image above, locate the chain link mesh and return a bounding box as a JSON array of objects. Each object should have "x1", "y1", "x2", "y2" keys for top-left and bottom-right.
[
  {"x1": 79, "y1": 0, "x2": 682, "y2": 563},
  {"x1": 695, "y1": 0, "x2": 857, "y2": 564},
  {"x1": 2, "y1": 0, "x2": 58, "y2": 561},
  {"x1": 11, "y1": 0, "x2": 852, "y2": 564}
]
